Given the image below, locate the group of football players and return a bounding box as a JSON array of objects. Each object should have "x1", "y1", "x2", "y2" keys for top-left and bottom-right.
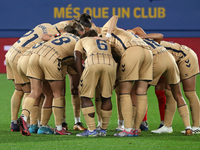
[{"x1": 6, "y1": 13, "x2": 200, "y2": 137}]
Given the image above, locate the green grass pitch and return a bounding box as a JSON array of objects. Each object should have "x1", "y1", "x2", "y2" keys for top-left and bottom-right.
[{"x1": 0, "y1": 73, "x2": 200, "y2": 150}]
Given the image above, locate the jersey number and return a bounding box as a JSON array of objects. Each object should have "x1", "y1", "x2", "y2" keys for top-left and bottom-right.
[
  {"x1": 51, "y1": 37, "x2": 71, "y2": 45},
  {"x1": 96, "y1": 40, "x2": 108, "y2": 51},
  {"x1": 32, "y1": 41, "x2": 45, "y2": 49},
  {"x1": 17, "y1": 29, "x2": 39, "y2": 47}
]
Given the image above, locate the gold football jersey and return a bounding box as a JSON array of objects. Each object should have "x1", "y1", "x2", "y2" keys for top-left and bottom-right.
[
  {"x1": 101, "y1": 21, "x2": 151, "y2": 57},
  {"x1": 143, "y1": 38, "x2": 166, "y2": 55},
  {"x1": 160, "y1": 41, "x2": 190, "y2": 62},
  {"x1": 22, "y1": 41, "x2": 46, "y2": 56},
  {"x1": 5, "y1": 23, "x2": 60, "y2": 62},
  {"x1": 33, "y1": 33, "x2": 79, "y2": 65},
  {"x1": 75, "y1": 37, "x2": 115, "y2": 68}
]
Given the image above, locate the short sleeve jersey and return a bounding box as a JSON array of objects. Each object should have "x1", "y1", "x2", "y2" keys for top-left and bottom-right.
[
  {"x1": 101, "y1": 21, "x2": 151, "y2": 57},
  {"x1": 75, "y1": 37, "x2": 115, "y2": 68},
  {"x1": 5, "y1": 23, "x2": 59, "y2": 62},
  {"x1": 160, "y1": 41, "x2": 190, "y2": 62},
  {"x1": 33, "y1": 33, "x2": 79, "y2": 65}
]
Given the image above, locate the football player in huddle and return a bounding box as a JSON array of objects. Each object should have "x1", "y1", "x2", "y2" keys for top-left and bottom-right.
[
  {"x1": 17, "y1": 20, "x2": 85, "y2": 136},
  {"x1": 7, "y1": 13, "x2": 92, "y2": 133},
  {"x1": 126, "y1": 27, "x2": 193, "y2": 135},
  {"x1": 150, "y1": 40, "x2": 200, "y2": 134},
  {"x1": 6, "y1": 23, "x2": 61, "y2": 132},
  {"x1": 74, "y1": 30, "x2": 117, "y2": 137},
  {"x1": 95, "y1": 15, "x2": 153, "y2": 137}
]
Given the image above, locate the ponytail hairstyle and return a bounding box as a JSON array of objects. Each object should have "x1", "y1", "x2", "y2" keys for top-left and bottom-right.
[
  {"x1": 78, "y1": 13, "x2": 92, "y2": 28},
  {"x1": 79, "y1": 13, "x2": 92, "y2": 21},
  {"x1": 64, "y1": 19, "x2": 85, "y2": 36}
]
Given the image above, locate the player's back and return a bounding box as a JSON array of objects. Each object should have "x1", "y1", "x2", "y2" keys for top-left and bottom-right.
[
  {"x1": 6, "y1": 23, "x2": 59, "y2": 62},
  {"x1": 80, "y1": 37, "x2": 112, "y2": 56},
  {"x1": 33, "y1": 33, "x2": 79, "y2": 63},
  {"x1": 76, "y1": 37, "x2": 115, "y2": 67},
  {"x1": 143, "y1": 38, "x2": 166, "y2": 55},
  {"x1": 160, "y1": 41, "x2": 190, "y2": 62},
  {"x1": 22, "y1": 41, "x2": 46, "y2": 56},
  {"x1": 15, "y1": 23, "x2": 58, "y2": 49}
]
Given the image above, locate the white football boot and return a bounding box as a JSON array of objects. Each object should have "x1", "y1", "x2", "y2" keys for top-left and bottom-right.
[{"x1": 151, "y1": 125, "x2": 173, "y2": 133}]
